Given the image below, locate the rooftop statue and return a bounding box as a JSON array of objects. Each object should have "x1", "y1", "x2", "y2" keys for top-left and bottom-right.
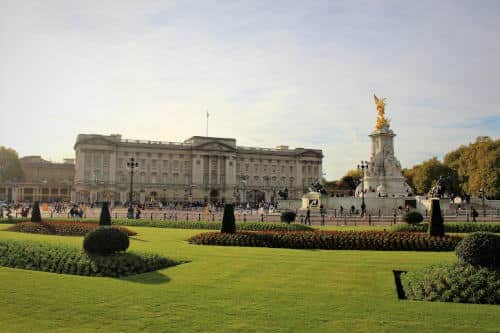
[{"x1": 374, "y1": 94, "x2": 390, "y2": 130}]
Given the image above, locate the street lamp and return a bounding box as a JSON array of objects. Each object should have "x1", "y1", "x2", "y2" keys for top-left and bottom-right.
[
  {"x1": 479, "y1": 186, "x2": 486, "y2": 217},
  {"x1": 126, "y1": 158, "x2": 139, "y2": 219},
  {"x1": 357, "y1": 161, "x2": 368, "y2": 217}
]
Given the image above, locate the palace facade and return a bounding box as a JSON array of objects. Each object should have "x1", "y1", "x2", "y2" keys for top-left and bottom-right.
[
  {"x1": 0, "y1": 156, "x2": 75, "y2": 202},
  {"x1": 73, "y1": 134, "x2": 323, "y2": 204}
]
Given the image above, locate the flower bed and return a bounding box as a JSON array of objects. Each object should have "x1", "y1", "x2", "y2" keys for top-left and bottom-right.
[
  {"x1": 8, "y1": 221, "x2": 137, "y2": 236},
  {"x1": 0, "y1": 239, "x2": 180, "y2": 277},
  {"x1": 391, "y1": 222, "x2": 500, "y2": 233},
  {"x1": 188, "y1": 231, "x2": 461, "y2": 251}
]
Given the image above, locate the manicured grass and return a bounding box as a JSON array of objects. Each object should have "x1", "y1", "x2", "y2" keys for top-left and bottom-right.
[{"x1": 0, "y1": 224, "x2": 499, "y2": 332}]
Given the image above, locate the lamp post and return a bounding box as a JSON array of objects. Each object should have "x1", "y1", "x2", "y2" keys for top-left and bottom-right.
[
  {"x1": 126, "y1": 158, "x2": 139, "y2": 219},
  {"x1": 357, "y1": 161, "x2": 368, "y2": 217},
  {"x1": 479, "y1": 186, "x2": 486, "y2": 218}
]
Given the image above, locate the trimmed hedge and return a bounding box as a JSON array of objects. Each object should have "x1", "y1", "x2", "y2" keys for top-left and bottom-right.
[
  {"x1": 429, "y1": 199, "x2": 444, "y2": 237},
  {"x1": 455, "y1": 232, "x2": 500, "y2": 267},
  {"x1": 392, "y1": 222, "x2": 500, "y2": 233},
  {"x1": 95, "y1": 219, "x2": 314, "y2": 231},
  {"x1": 281, "y1": 211, "x2": 297, "y2": 224},
  {"x1": 401, "y1": 263, "x2": 500, "y2": 304},
  {"x1": 403, "y1": 211, "x2": 423, "y2": 225},
  {"x1": 221, "y1": 204, "x2": 236, "y2": 233},
  {"x1": 8, "y1": 221, "x2": 137, "y2": 236},
  {"x1": 0, "y1": 239, "x2": 180, "y2": 277},
  {"x1": 83, "y1": 227, "x2": 130, "y2": 255},
  {"x1": 188, "y1": 231, "x2": 461, "y2": 251}
]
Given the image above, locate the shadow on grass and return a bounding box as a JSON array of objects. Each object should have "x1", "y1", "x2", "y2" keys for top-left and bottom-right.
[
  {"x1": 393, "y1": 270, "x2": 407, "y2": 300},
  {"x1": 120, "y1": 270, "x2": 171, "y2": 284},
  {"x1": 129, "y1": 237, "x2": 149, "y2": 242}
]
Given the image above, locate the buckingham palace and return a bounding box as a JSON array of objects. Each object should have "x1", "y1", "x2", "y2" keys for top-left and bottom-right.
[{"x1": 73, "y1": 134, "x2": 323, "y2": 205}]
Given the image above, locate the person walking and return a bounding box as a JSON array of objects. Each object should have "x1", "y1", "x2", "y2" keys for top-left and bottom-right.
[
  {"x1": 306, "y1": 207, "x2": 311, "y2": 225},
  {"x1": 471, "y1": 207, "x2": 478, "y2": 222}
]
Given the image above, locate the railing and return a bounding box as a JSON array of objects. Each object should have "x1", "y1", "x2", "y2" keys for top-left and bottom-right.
[{"x1": 26, "y1": 208, "x2": 500, "y2": 225}]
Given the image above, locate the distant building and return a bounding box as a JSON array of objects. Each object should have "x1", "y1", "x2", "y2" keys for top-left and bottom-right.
[
  {"x1": 0, "y1": 156, "x2": 75, "y2": 202},
  {"x1": 73, "y1": 134, "x2": 323, "y2": 204}
]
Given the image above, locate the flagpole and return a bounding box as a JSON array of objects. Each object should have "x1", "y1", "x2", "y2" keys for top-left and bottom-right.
[{"x1": 206, "y1": 110, "x2": 209, "y2": 137}]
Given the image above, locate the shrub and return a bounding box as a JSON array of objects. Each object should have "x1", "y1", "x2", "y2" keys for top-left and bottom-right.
[
  {"x1": 0, "y1": 239, "x2": 180, "y2": 277},
  {"x1": 392, "y1": 222, "x2": 500, "y2": 233},
  {"x1": 99, "y1": 202, "x2": 111, "y2": 226},
  {"x1": 428, "y1": 199, "x2": 444, "y2": 237},
  {"x1": 401, "y1": 263, "x2": 500, "y2": 304},
  {"x1": 83, "y1": 227, "x2": 130, "y2": 255},
  {"x1": 221, "y1": 204, "x2": 236, "y2": 233},
  {"x1": 455, "y1": 232, "x2": 500, "y2": 267},
  {"x1": 280, "y1": 211, "x2": 297, "y2": 224},
  {"x1": 8, "y1": 221, "x2": 136, "y2": 236},
  {"x1": 188, "y1": 231, "x2": 461, "y2": 251},
  {"x1": 31, "y1": 201, "x2": 42, "y2": 222},
  {"x1": 403, "y1": 211, "x2": 423, "y2": 225},
  {"x1": 100, "y1": 219, "x2": 313, "y2": 231}
]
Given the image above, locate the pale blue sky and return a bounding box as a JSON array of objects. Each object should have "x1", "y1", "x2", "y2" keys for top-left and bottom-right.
[{"x1": 1, "y1": 0, "x2": 499, "y2": 179}]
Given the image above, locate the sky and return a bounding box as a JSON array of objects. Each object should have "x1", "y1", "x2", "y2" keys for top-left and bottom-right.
[{"x1": 0, "y1": 0, "x2": 499, "y2": 179}]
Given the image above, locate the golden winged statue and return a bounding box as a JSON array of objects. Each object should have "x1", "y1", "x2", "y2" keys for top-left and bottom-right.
[{"x1": 374, "y1": 94, "x2": 390, "y2": 129}]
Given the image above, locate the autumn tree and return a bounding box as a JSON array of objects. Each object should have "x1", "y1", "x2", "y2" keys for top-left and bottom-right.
[{"x1": 444, "y1": 136, "x2": 499, "y2": 198}]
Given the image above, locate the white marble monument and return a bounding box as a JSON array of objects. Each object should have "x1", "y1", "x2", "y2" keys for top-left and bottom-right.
[{"x1": 355, "y1": 95, "x2": 413, "y2": 198}]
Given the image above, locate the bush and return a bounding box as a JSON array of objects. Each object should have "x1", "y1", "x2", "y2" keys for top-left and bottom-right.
[
  {"x1": 0, "y1": 239, "x2": 180, "y2": 277},
  {"x1": 221, "y1": 204, "x2": 236, "y2": 233},
  {"x1": 83, "y1": 227, "x2": 130, "y2": 255},
  {"x1": 31, "y1": 201, "x2": 42, "y2": 222},
  {"x1": 8, "y1": 221, "x2": 136, "y2": 236},
  {"x1": 403, "y1": 211, "x2": 423, "y2": 225},
  {"x1": 455, "y1": 232, "x2": 500, "y2": 267},
  {"x1": 392, "y1": 222, "x2": 500, "y2": 233},
  {"x1": 428, "y1": 199, "x2": 444, "y2": 237},
  {"x1": 401, "y1": 263, "x2": 500, "y2": 304},
  {"x1": 189, "y1": 231, "x2": 461, "y2": 251},
  {"x1": 280, "y1": 211, "x2": 297, "y2": 224},
  {"x1": 99, "y1": 202, "x2": 111, "y2": 226},
  {"x1": 105, "y1": 219, "x2": 313, "y2": 231}
]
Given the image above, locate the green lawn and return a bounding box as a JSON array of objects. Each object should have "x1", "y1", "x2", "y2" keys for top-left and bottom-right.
[{"x1": 0, "y1": 224, "x2": 499, "y2": 332}]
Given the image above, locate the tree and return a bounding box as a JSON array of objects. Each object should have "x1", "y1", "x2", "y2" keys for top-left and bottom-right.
[
  {"x1": 31, "y1": 202, "x2": 42, "y2": 222},
  {"x1": 444, "y1": 136, "x2": 499, "y2": 198},
  {"x1": 339, "y1": 169, "x2": 362, "y2": 191},
  {"x1": 0, "y1": 146, "x2": 25, "y2": 182},
  {"x1": 221, "y1": 204, "x2": 236, "y2": 233},
  {"x1": 403, "y1": 157, "x2": 459, "y2": 195}
]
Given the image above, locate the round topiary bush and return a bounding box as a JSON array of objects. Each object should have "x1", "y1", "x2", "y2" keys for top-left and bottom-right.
[
  {"x1": 403, "y1": 211, "x2": 423, "y2": 225},
  {"x1": 280, "y1": 211, "x2": 297, "y2": 224},
  {"x1": 455, "y1": 232, "x2": 500, "y2": 267},
  {"x1": 83, "y1": 227, "x2": 130, "y2": 256}
]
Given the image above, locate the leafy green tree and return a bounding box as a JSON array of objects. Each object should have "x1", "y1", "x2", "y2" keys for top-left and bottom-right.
[
  {"x1": 0, "y1": 146, "x2": 25, "y2": 182},
  {"x1": 403, "y1": 158, "x2": 459, "y2": 195}
]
